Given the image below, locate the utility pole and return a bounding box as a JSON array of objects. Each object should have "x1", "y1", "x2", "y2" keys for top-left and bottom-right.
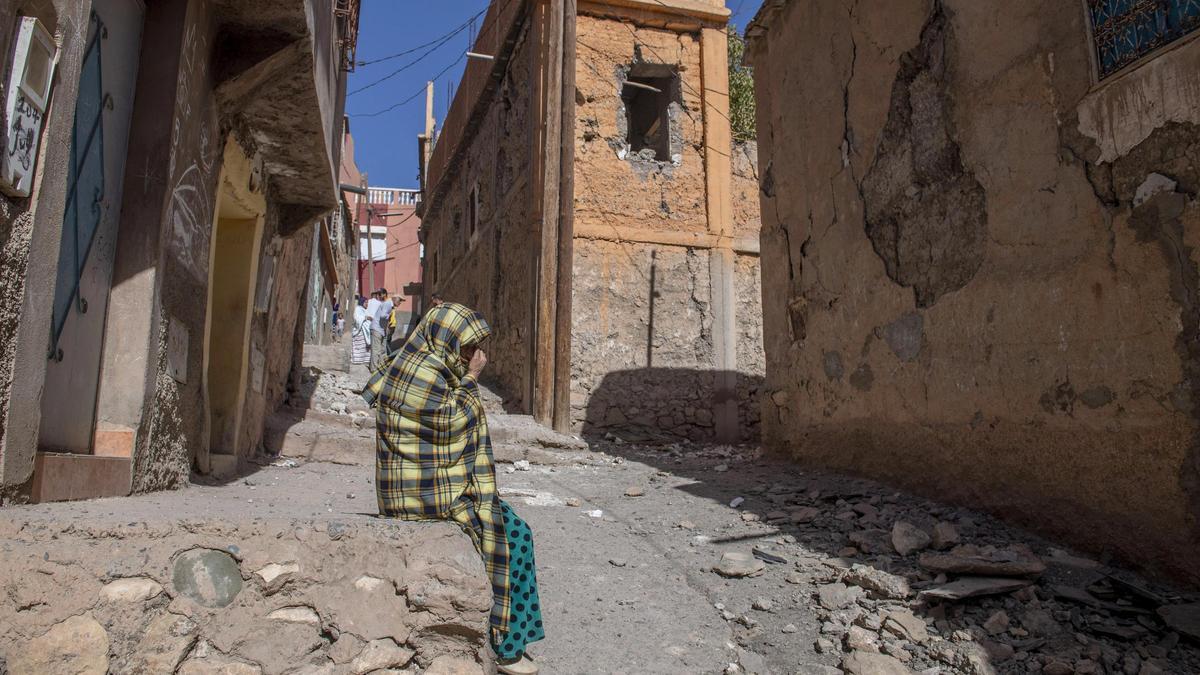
[{"x1": 366, "y1": 203, "x2": 376, "y2": 295}]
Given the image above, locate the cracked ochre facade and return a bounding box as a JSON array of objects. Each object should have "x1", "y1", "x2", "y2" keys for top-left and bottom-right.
[
  {"x1": 748, "y1": 0, "x2": 1200, "y2": 583},
  {"x1": 419, "y1": 0, "x2": 764, "y2": 443}
]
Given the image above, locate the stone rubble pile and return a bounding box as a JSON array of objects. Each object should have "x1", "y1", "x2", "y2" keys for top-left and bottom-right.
[
  {"x1": 297, "y1": 366, "x2": 371, "y2": 420},
  {"x1": 590, "y1": 438, "x2": 1200, "y2": 675}
]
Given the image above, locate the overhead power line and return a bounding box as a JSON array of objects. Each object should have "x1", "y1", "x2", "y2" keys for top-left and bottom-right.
[
  {"x1": 356, "y1": 9, "x2": 486, "y2": 68},
  {"x1": 351, "y1": 53, "x2": 465, "y2": 117},
  {"x1": 348, "y1": 9, "x2": 484, "y2": 97}
]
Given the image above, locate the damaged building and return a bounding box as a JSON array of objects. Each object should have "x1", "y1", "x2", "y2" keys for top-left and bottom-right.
[
  {"x1": 746, "y1": 0, "x2": 1200, "y2": 583},
  {"x1": 419, "y1": 0, "x2": 763, "y2": 443},
  {"x1": 0, "y1": 0, "x2": 359, "y2": 502}
]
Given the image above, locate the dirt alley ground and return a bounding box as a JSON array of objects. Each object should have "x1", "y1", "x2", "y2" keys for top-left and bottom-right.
[{"x1": 3, "y1": 345, "x2": 1200, "y2": 674}]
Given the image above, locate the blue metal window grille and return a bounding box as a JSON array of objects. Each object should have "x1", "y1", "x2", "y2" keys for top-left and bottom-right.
[
  {"x1": 1089, "y1": 0, "x2": 1200, "y2": 79},
  {"x1": 49, "y1": 13, "x2": 108, "y2": 361}
]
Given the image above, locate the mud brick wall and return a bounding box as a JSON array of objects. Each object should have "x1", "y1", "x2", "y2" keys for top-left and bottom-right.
[
  {"x1": 571, "y1": 13, "x2": 763, "y2": 443},
  {"x1": 420, "y1": 20, "x2": 538, "y2": 413},
  {"x1": 749, "y1": 0, "x2": 1200, "y2": 584}
]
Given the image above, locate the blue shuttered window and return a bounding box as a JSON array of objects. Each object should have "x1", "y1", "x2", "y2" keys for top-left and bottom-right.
[
  {"x1": 1088, "y1": 0, "x2": 1200, "y2": 79},
  {"x1": 49, "y1": 13, "x2": 107, "y2": 360}
]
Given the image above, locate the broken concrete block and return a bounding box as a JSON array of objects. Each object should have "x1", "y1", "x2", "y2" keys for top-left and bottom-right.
[
  {"x1": 268, "y1": 606, "x2": 321, "y2": 624},
  {"x1": 9, "y1": 613, "x2": 110, "y2": 675},
  {"x1": 99, "y1": 577, "x2": 163, "y2": 602},
  {"x1": 844, "y1": 564, "x2": 911, "y2": 599},
  {"x1": 891, "y1": 521, "x2": 931, "y2": 556},
  {"x1": 918, "y1": 576, "x2": 1032, "y2": 601},
  {"x1": 254, "y1": 562, "x2": 299, "y2": 595},
  {"x1": 713, "y1": 551, "x2": 765, "y2": 578},
  {"x1": 918, "y1": 550, "x2": 1045, "y2": 578},
  {"x1": 350, "y1": 638, "x2": 415, "y2": 674}
]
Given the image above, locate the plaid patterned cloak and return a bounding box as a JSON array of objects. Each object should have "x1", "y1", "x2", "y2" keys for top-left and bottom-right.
[{"x1": 361, "y1": 303, "x2": 511, "y2": 634}]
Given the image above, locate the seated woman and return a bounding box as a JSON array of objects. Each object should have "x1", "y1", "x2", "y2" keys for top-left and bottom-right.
[{"x1": 362, "y1": 302, "x2": 544, "y2": 675}]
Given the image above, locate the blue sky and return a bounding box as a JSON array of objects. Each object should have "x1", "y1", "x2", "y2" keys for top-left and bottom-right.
[{"x1": 346, "y1": 0, "x2": 764, "y2": 189}]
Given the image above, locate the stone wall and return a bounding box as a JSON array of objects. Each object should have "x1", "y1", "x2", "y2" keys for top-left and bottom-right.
[
  {"x1": 0, "y1": 518, "x2": 491, "y2": 673},
  {"x1": 749, "y1": 0, "x2": 1200, "y2": 584},
  {"x1": 420, "y1": 18, "x2": 539, "y2": 412}
]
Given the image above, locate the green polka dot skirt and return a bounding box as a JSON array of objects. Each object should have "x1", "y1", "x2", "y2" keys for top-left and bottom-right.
[{"x1": 493, "y1": 500, "x2": 545, "y2": 660}]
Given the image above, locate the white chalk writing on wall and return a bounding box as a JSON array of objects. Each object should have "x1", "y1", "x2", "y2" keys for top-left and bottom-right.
[{"x1": 165, "y1": 21, "x2": 215, "y2": 281}]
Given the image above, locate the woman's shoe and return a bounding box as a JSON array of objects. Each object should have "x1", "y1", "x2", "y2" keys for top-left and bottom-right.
[{"x1": 496, "y1": 654, "x2": 539, "y2": 675}]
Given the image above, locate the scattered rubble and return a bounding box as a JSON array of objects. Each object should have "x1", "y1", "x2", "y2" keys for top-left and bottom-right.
[{"x1": 714, "y1": 551, "x2": 766, "y2": 578}]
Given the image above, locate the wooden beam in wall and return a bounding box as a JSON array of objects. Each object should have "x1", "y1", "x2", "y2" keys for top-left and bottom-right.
[
  {"x1": 552, "y1": 0, "x2": 577, "y2": 433},
  {"x1": 532, "y1": 0, "x2": 565, "y2": 426}
]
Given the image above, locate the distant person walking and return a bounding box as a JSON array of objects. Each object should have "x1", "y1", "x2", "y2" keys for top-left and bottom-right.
[
  {"x1": 365, "y1": 290, "x2": 382, "y2": 369},
  {"x1": 362, "y1": 304, "x2": 544, "y2": 674},
  {"x1": 371, "y1": 288, "x2": 393, "y2": 367},
  {"x1": 386, "y1": 295, "x2": 404, "y2": 353},
  {"x1": 350, "y1": 297, "x2": 370, "y2": 365}
]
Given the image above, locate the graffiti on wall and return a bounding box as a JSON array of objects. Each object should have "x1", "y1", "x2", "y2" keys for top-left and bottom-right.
[
  {"x1": 165, "y1": 22, "x2": 216, "y2": 281},
  {"x1": 6, "y1": 93, "x2": 42, "y2": 172}
]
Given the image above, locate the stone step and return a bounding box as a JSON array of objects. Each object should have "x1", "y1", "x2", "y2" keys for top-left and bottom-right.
[
  {"x1": 31, "y1": 452, "x2": 132, "y2": 502},
  {"x1": 264, "y1": 407, "x2": 375, "y2": 466}
]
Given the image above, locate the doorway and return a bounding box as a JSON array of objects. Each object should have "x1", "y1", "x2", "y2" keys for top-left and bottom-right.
[
  {"x1": 39, "y1": 0, "x2": 145, "y2": 453},
  {"x1": 202, "y1": 140, "x2": 264, "y2": 474}
]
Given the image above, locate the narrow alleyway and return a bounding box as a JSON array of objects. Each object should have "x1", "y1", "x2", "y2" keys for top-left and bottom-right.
[{"x1": 1, "y1": 345, "x2": 1198, "y2": 674}]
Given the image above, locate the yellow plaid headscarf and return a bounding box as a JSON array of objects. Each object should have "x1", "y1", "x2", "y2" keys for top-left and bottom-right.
[{"x1": 362, "y1": 303, "x2": 511, "y2": 634}]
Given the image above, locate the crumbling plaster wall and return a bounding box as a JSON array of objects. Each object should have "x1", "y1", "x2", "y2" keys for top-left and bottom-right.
[
  {"x1": 752, "y1": 0, "x2": 1200, "y2": 583},
  {"x1": 571, "y1": 15, "x2": 763, "y2": 442},
  {"x1": 421, "y1": 21, "x2": 537, "y2": 411},
  {"x1": 573, "y1": 15, "x2": 706, "y2": 232},
  {"x1": 133, "y1": 0, "x2": 221, "y2": 492}
]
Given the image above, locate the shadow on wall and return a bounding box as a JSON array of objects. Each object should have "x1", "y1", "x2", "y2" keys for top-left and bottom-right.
[{"x1": 580, "y1": 368, "x2": 763, "y2": 444}]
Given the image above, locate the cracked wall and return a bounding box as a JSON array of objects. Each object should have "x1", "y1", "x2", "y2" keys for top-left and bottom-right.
[
  {"x1": 860, "y1": 8, "x2": 987, "y2": 308},
  {"x1": 422, "y1": 10, "x2": 764, "y2": 441},
  {"x1": 572, "y1": 13, "x2": 763, "y2": 443},
  {"x1": 750, "y1": 0, "x2": 1200, "y2": 584}
]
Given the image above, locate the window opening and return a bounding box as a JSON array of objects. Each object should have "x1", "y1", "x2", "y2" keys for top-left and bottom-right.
[
  {"x1": 622, "y1": 67, "x2": 676, "y2": 161},
  {"x1": 1088, "y1": 0, "x2": 1200, "y2": 80}
]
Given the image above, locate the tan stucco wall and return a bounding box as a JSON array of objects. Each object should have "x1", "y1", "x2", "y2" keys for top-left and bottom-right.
[
  {"x1": 750, "y1": 0, "x2": 1200, "y2": 583},
  {"x1": 570, "y1": 13, "x2": 763, "y2": 442}
]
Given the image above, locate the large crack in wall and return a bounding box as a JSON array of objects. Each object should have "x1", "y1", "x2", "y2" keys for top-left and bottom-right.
[
  {"x1": 860, "y1": 6, "x2": 987, "y2": 308},
  {"x1": 1111, "y1": 122, "x2": 1200, "y2": 538}
]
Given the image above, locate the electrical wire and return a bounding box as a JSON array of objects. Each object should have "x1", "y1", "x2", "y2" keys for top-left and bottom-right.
[
  {"x1": 349, "y1": 14, "x2": 478, "y2": 97},
  {"x1": 356, "y1": 9, "x2": 486, "y2": 67},
  {"x1": 351, "y1": 53, "x2": 465, "y2": 117},
  {"x1": 351, "y1": 0, "x2": 521, "y2": 119}
]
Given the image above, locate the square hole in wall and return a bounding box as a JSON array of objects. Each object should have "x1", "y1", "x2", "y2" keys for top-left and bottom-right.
[{"x1": 622, "y1": 66, "x2": 677, "y2": 161}]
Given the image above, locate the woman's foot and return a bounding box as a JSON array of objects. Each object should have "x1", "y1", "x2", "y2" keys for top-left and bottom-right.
[{"x1": 496, "y1": 654, "x2": 539, "y2": 675}]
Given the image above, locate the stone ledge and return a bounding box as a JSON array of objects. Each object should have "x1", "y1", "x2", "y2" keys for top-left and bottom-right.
[{"x1": 0, "y1": 518, "x2": 491, "y2": 674}]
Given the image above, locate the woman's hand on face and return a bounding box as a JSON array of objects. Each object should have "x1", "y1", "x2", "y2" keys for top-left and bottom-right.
[{"x1": 468, "y1": 348, "x2": 488, "y2": 377}]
